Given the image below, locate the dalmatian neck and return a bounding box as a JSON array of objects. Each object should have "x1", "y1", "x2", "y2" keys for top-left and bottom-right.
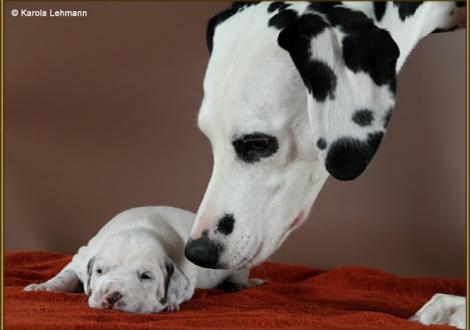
[{"x1": 342, "y1": 2, "x2": 466, "y2": 71}]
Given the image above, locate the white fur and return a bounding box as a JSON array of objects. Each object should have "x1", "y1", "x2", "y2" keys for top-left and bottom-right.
[
  {"x1": 410, "y1": 294, "x2": 466, "y2": 329},
  {"x1": 25, "y1": 206, "x2": 261, "y2": 313},
  {"x1": 193, "y1": 1, "x2": 466, "y2": 327}
]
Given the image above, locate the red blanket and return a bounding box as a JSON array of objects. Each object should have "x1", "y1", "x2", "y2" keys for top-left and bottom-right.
[{"x1": 4, "y1": 251, "x2": 465, "y2": 329}]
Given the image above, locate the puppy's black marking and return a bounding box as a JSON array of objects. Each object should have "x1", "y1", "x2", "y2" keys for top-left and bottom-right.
[
  {"x1": 317, "y1": 138, "x2": 327, "y2": 150},
  {"x1": 268, "y1": 2, "x2": 290, "y2": 13},
  {"x1": 268, "y1": 9, "x2": 298, "y2": 30},
  {"x1": 165, "y1": 260, "x2": 175, "y2": 277},
  {"x1": 232, "y1": 133, "x2": 279, "y2": 163},
  {"x1": 393, "y1": 2, "x2": 423, "y2": 21},
  {"x1": 86, "y1": 256, "x2": 96, "y2": 295},
  {"x1": 217, "y1": 214, "x2": 235, "y2": 235},
  {"x1": 326, "y1": 132, "x2": 383, "y2": 181},
  {"x1": 352, "y1": 109, "x2": 374, "y2": 127},
  {"x1": 373, "y1": 2, "x2": 387, "y2": 22},
  {"x1": 164, "y1": 260, "x2": 174, "y2": 292}
]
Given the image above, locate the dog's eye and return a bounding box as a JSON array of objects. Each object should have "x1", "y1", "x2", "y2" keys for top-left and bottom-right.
[
  {"x1": 96, "y1": 268, "x2": 103, "y2": 275},
  {"x1": 248, "y1": 138, "x2": 270, "y2": 150},
  {"x1": 140, "y1": 272, "x2": 153, "y2": 281},
  {"x1": 232, "y1": 133, "x2": 279, "y2": 163}
]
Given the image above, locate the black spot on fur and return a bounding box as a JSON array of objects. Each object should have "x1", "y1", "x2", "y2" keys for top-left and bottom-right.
[
  {"x1": 206, "y1": 2, "x2": 260, "y2": 54},
  {"x1": 278, "y1": 13, "x2": 329, "y2": 40},
  {"x1": 393, "y1": 2, "x2": 423, "y2": 21},
  {"x1": 232, "y1": 1, "x2": 259, "y2": 10},
  {"x1": 308, "y1": 2, "x2": 343, "y2": 13},
  {"x1": 217, "y1": 214, "x2": 235, "y2": 235},
  {"x1": 165, "y1": 260, "x2": 175, "y2": 277},
  {"x1": 352, "y1": 109, "x2": 374, "y2": 126},
  {"x1": 373, "y1": 2, "x2": 387, "y2": 21},
  {"x1": 268, "y1": 9, "x2": 298, "y2": 30},
  {"x1": 341, "y1": 22, "x2": 399, "y2": 86},
  {"x1": 456, "y1": 1, "x2": 466, "y2": 7},
  {"x1": 207, "y1": 10, "x2": 236, "y2": 54},
  {"x1": 325, "y1": 132, "x2": 384, "y2": 180},
  {"x1": 317, "y1": 138, "x2": 327, "y2": 150},
  {"x1": 303, "y1": 60, "x2": 337, "y2": 101},
  {"x1": 309, "y1": 4, "x2": 370, "y2": 26},
  {"x1": 268, "y1": 2, "x2": 290, "y2": 13},
  {"x1": 184, "y1": 231, "x2": 223, "y2": 269},
  {"x1": 294, "y1": 5, "x2": 399, "y2": 87},
  {"x1": 232, "y1": 133, "x2": 279, "y2": 163},
  {"x1": 86, "y1": 257, "x2": 95, "y2": 295},
  {"x1": 164, "y1": 260, "x2": 174, "y2": 294},
  {"x1": 278, "y1": 14, "x2": 336, "y2": 101},
  {"x1": 383, "y1": 108, "x2": 393, "y2": 127}
]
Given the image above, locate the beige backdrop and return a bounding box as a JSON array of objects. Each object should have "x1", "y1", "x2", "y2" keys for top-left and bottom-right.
[{"x1": 4, "y1": 2, "x2": 466, "y2": 278}]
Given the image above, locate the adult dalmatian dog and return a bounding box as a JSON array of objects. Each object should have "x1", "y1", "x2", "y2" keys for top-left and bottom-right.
[
  {"x1": 183, "y1": 1, "x2": 467, "y2": 328},
  {"x1": 25, "y1": 207, "x2": 262, "y2": 313}
]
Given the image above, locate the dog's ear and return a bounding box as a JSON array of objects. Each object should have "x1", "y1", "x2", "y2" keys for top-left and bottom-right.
[
  {"x1": 85, "y1": 256, "x2": 96, "y2": 295},
  {"x1": 278, "y1": 6, "x2": 399, "y2": 180},
  {"x1": 163, "y1": 259, "x2": 190, "y2": 306}
]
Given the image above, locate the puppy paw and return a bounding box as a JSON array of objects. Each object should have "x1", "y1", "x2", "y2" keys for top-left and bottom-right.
[
  {"x1": 24, "y1": 283, "x2": 57, "y2": 292},
  {"x1": 409, "y1": 293, "x2": 466, "y2": 329},
  {"x1": 165, "y1": 303, "x2": 181, "y2": 312},
  {"x1": 245, "y1": 278, "x2": 266, "y2": 288}
]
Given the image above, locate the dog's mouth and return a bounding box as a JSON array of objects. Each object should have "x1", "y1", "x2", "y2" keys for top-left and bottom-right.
[
  {"x1": 229, "y1": 212, "x2": 305, "y2": 269},
  {"x1": 234, "y1": 242, "x2": 264, "y2": 269}
]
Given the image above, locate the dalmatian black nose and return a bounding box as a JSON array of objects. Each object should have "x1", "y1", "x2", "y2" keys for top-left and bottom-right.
[
  {"x1": 184, "y1": 235, "x2": 221, "y2": 269},
  {"x1": 105, "y1": 291, "x2": 123, "y2": 308}
]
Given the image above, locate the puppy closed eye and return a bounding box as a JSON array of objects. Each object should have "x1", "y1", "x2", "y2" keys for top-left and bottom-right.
[
  {"x1": 139, "y1": 272, "x2": 153, "y2": 281},
  {"x1": 232, "y1": 133, "x2": 279, "y2": 163}
]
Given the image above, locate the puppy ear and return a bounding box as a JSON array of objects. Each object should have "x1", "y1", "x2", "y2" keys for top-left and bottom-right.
[
  {"x1": 278, "y1": 6, "x2": 399, "y2": 180},
  {"x1": 85, "y1": 256, "x2": 96, "y2": 295},
  {"x1": 164, "y1": 259, "x2": 190, "y2": 306}
]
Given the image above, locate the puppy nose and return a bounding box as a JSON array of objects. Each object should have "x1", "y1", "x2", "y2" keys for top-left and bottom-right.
[
  {"x1": 105, "y1": 291, "x2": 122, "y2": 307},
  {"x1": 185, "y1": 236, "x2": 221, "y2": 269}
]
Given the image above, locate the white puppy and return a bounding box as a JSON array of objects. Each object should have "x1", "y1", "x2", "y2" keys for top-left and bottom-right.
[{"x1": 24, "y1": 206, "x2": 262, "y2": 313}]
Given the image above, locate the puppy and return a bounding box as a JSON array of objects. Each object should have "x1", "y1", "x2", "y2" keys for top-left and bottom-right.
[{"x1": 24, "y1": 206, "x2": 263, "y2": 313}]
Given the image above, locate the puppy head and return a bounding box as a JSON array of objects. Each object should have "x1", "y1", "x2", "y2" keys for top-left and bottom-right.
[
  {"x1": 86, "y1": 230, "x2": 189, "y2": 313},
  {"x1": 186, "y1": 3, "x2": 399, "y2": 269}
]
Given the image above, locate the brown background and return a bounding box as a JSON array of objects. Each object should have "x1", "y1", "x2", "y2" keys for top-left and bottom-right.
[{"x1": 4, "y1": 2, "x2": 466, "y2": 277}]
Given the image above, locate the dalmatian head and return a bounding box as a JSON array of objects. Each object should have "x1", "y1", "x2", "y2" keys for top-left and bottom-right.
[
  {"x1": 86, "y1": 230, "x2": 190, "y2": 313},
  {"x1": 184, "y1": 2, "x2": 399, "y2": 269}
]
